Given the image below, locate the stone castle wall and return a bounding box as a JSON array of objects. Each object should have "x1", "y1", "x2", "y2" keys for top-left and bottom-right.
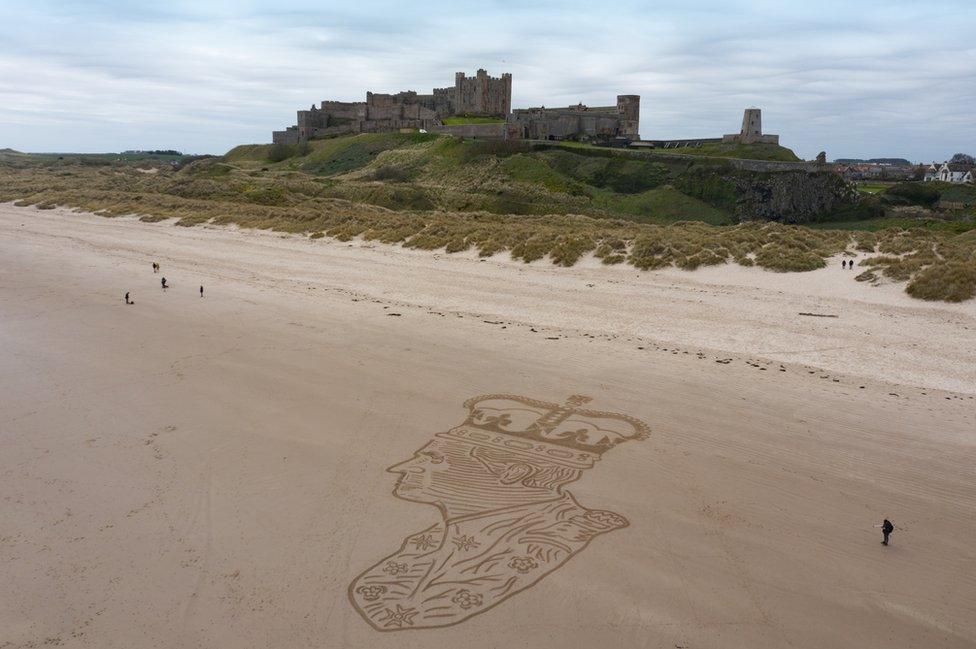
[
  {"x1": 428, "y1": 123, "x2": 513, "y2": 139},
  {"x1": 509, "y1": 95, "x2": 639, "y2": 141}
]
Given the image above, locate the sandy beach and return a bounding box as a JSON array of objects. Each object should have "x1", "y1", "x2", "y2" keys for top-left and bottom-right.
[{"x1": 2, "y1": 203, "x2": 974, "y2": 648}]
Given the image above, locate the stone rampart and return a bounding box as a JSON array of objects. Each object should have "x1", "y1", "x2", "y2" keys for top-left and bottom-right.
[
  {"x1": 640, "y1": 150, "x2": 819, "y2": 172},
  {"x1": 542, "y1": 145, "x2": 822, "y2": 173},
  {"x1": 509, "y1": 100, "x2": 636, "y2": 141},
  {"x1": 272, "y1": 129, "x2": 300, "y2": 145},
  {"x1": 428, "y1": 123, "x2": 508, "y2": 139},
  {"x1": 633, "y1": 138, "x2": 723, "y2": 150}
]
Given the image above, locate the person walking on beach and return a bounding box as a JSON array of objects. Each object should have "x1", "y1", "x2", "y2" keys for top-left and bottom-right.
[
  {"x1": 152, "y1": 262, "x2": 159, "y2": 273},
  {"x1": 199, "y1": 285, "x2": 204, "y2": 298},
  {"x1": 842, "y1": 259, "x2": 847, "y2": 269},
  {"x1": 881, "y1": 518, "x2": 894, "y2": 545},
  {"x1": 124, "y1": 291, "x2": 131, "y2": 305},
  {"x1": 161, "y1": 277, "x2": 168, "y2": 290}
]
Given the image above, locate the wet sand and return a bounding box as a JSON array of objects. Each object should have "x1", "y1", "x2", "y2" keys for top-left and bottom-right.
[{"x1": 2, "y1": 204, "x2": 974, "y2": 648}]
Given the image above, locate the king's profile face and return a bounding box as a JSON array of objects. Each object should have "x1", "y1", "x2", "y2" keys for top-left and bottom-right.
[
  {"x1": 385, "y1": 430, "x2": 589, "y2": 516},
  {"x1": 386, "y1": 438, "x2": 458, "y2": 504},
  {"x1": 387, "y1": 435, "x2": 535, "y2": 509}
]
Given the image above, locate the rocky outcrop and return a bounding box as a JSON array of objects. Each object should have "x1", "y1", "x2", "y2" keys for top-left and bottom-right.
[
  {"x1": 675, "y1": 163, "x2": 860, "y2": 223},
  {"x1": 728, "y1": 170, "x2": 859, "y2": 223}
]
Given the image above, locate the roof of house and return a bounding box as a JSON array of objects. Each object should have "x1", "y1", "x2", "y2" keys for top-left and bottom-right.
[{"x1": 942, "y1": 163, "x2": 973, "y2": 172}]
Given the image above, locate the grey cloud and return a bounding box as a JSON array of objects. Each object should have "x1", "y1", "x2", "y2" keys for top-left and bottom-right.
[{"x1": 0, "y1": 0, "x2": 973, "y2": 158}]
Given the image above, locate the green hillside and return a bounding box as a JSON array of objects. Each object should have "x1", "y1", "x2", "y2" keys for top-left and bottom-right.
[{"x1": 221, "y1": 134, "x2": 837, "y2": 225}]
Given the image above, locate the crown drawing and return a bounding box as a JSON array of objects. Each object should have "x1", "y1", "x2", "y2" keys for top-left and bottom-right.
[{"x1": 437, "y1": 394, "x2": 650, "y2": 468}]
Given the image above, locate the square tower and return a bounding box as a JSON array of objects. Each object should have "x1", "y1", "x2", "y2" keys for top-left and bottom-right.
[
  {"x1": 616, "y1": 95, "x2": 640, "y2": 139},
  {"x1": 740, "y1": 108, "x2": 762, "y2": 139},
  {"x1": 453, "y1": 69, "x2": 512, "y2": 118}
]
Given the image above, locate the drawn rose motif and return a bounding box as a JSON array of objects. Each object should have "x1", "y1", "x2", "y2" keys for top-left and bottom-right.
[
  {"x1": 451, "y1": 589, "x2": 483, "y2": 610},
  {"x1": 356, "y1": 584, "x2": 387, "y2": 601},
  {"x1": 508, "y1": 556, "x2": 538, "y2": 574},
  {"x1": 383, "y1": 561, "x2": 409, "y2": 576}
]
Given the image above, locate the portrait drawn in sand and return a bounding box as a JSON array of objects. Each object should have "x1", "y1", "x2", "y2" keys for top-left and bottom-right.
[{"x1": 348, "y1": 393, "x2": 650, "y2": 631}]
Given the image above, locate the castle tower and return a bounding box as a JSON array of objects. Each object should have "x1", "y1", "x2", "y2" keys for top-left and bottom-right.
[
  {"x1": 723, "y1": 107, "x2": 778, "y2": 145},
  {"x1": 616, "y1": 95, "x2": 640, "y2": 139},
  {"x1": 500, "y1": 72, "x2": 512, "y2": 116},
  {"x1": 453, "y1": 69, "x2": 512, "y2": 117},
  {"x1": 740, "y1": 108, "x2": 762, "y2": 140}
]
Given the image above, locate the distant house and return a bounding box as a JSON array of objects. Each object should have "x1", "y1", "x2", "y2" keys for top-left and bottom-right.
[
  {"x1": 839, "y1": 163, "x2": 913, "y2": 181},
  {"x1": 938, "y1": 163, "x2": 973, "y2": 183},
  {"x1": 964, "y1": 169, "x2": 975, "y2": 184},
  {"x1": 838, "y1": 164, "x2": 879, "y2": 180},
  {"x1": 923, "y1": 163, "x2": 941, "y2": 182},
  {"x1": 881, "y1": 165, "x2": 915, "y2": 180}
]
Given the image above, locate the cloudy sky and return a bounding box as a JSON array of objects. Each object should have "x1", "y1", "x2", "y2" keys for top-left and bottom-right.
[{"x1": 1, "y1": 0, "x2": 973, "y2": 161}]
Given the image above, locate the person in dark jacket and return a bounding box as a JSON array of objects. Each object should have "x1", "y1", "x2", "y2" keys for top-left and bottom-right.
[
  {"x1": 161, "y1": 277, "x2": 168, "y2": 290},
  {"x1": 124, "y1": 291, "x2": 131, "y2": 305},
  {"x1": 882, "y1": 518, "x2": 894, "y2": 545}
]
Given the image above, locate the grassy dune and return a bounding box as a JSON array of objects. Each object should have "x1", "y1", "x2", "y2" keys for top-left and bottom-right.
[{"x1": 1, "y1": 136, "x2": 974, "y2": 301}]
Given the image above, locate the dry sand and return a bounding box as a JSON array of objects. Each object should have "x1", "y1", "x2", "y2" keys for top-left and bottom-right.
[{"x1": 1, "y1": 203, "x2": 974, "y2": 648}]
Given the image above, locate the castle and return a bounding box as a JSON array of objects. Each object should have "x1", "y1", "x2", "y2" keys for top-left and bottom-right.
[
  {"x1": 273, "y1": 70, "x2": 778, "y2": 150},
  {"x1": 272, "y1": 69, "x2": 639, "y2": 145}
]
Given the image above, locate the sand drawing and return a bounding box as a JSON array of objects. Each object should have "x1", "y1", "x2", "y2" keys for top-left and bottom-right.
[{"x1": 348, "y1": 393, "x2": 650, "y2": 631}]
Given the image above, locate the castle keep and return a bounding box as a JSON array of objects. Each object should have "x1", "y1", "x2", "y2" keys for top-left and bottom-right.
[
  {"x1": 272, "y1": 69, "x2": 637, "y2": 145},
  {"x1": 454, "y1": 69, "x2": 512, "y2": 117},
  {"x1": 273, "y1": 69, "x2": 515, "y2": 144}
]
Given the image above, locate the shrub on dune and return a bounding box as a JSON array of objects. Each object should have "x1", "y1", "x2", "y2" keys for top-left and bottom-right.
[
  {"x1": 754, "y1": 246, "x2": 826, "y2": 272},
  {"x1": 906, "y1": 262, "x2": 976, "y2": 302}
]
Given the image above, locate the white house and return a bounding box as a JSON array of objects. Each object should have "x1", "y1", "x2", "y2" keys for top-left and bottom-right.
[
  {"x1": 923, "y1": 163, "x2": 941, "y2": 182},
  {"x1": 938, "y1": 163, "x2": 973, "y2": 183},
  {"x1": 964, "y1": 169, "x2": 975, "y2": 184}
]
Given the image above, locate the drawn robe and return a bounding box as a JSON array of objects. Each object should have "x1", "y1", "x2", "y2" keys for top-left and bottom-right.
[{"x1": 348, "y1": 492, "x2": 627, "y2": 630}]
